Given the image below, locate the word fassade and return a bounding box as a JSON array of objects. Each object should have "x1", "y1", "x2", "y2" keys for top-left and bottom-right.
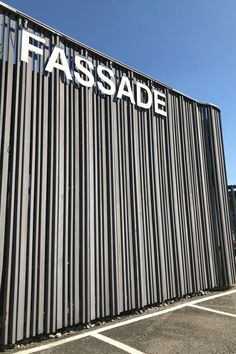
[{"x1": 21, "y1": 29, "x2": 167, "y2": 117}]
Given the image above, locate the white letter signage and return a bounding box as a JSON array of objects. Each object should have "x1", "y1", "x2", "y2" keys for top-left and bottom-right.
[{"x1": 20, "y1": 29, "x2": 167, "y2": 117}]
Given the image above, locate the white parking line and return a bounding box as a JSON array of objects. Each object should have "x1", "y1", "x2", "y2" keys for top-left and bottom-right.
[
  {"x1": 188, "y1": 289, "x2": 236, "y2": 305},
  {"x1": 19, "y1": 288, "x2": 236, "y2": 353},
  {"x1": 92, "y1": 288, "x2": 236, "y2": 333},
  {"x1": 91, "y1": 333, "x2": 145, "y2": 354},
  {"x1": 189, "y1": 304, "x2": 236, "y2": 318}
]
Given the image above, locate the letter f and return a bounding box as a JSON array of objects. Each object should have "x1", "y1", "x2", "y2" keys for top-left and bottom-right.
[{"x1": 21, "y1": 29, "x2": 45, "y2": 63}]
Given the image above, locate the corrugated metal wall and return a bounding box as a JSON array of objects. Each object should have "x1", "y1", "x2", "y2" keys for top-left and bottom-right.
[{"x1": 0, "y1": 3, "x2": 235, "y2": 345}]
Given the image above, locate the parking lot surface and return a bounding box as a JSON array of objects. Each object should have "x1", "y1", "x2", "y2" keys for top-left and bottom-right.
[{"x1": 14, "y1": 287, "x2": 236, "y2": 354}]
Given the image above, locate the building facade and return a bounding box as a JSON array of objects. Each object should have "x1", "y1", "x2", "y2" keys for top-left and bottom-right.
[{"x1": 0, "y1": 2, "x2": 235, "y2": 346}]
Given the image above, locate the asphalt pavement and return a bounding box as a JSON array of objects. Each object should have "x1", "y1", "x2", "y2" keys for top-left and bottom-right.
[{"x1": 5, "y1": 286, "x2": 236, "y2": 354}]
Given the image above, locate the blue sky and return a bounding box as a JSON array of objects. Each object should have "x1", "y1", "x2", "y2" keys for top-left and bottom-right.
[{"x1": 3, "y1": 0, "x2": 236, "y2": 183}]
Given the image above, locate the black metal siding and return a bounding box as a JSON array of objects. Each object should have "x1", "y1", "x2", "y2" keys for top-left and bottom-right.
[{"x1": 0, "y1": 3, "x2": 235, "y2": 345}]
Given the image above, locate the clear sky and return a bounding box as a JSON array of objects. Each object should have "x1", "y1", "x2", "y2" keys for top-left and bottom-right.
[{"x1": 3, "y1": 0, "x2": 236, "y2": 183}]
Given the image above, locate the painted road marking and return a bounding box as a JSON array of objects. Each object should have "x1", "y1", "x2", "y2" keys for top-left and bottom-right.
[
  {"x1": 188, "y1": 289, "x2": 236, "y2": 304},
  {"x1": 189, "y1": 304, "x2": 236, "y2": 318},
  {"x1": 19, "y1": 289, "x2": 236, "y2": 353},
  {"x1": 91, "y1": 333, "x2": 145, "y2": 354},
  {"x1": 18, "y1": 333, "x2": 93, "y2": 354}
]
